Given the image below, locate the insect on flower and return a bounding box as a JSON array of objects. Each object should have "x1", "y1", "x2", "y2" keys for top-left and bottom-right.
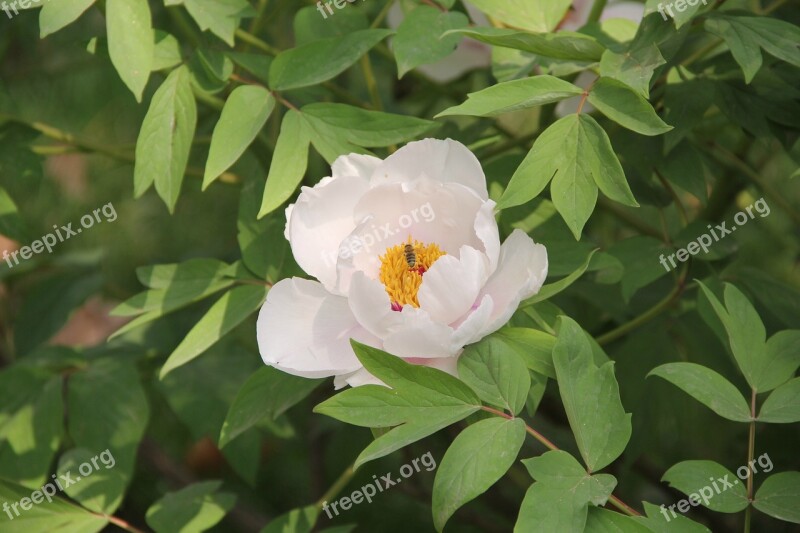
[{"x1": 404, "y1": 243, "x2": 417, "y2": 269}]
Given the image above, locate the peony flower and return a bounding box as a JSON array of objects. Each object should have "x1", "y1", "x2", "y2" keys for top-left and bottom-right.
[{"x1": 257, "y1": 139, "x2": 548, "y2": 388}]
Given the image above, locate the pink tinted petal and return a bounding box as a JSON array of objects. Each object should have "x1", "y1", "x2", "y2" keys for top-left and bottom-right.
[{"x1": 418, "y1": 246, "x2": 489, "y2": 325}]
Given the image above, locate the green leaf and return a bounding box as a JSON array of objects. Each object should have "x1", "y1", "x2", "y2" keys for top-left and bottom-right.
[
  {"x1": 704, "y1": 15, "x2": 800, "y2": 83},
  {"x1": 134, "y1": 66, "x2": 197, "y2": 213},
  {"x1": 636, "y1": 502, "x2": 711, "y2": 533},
  {"x1": 106, "y1": 0, "x2": 153, "y2": 102},
  {"x1": 183, "y1": 0, "x2": 254, "y2": 46},
  {"x1": 40, "y1": 0, "x2": 97, "y2": 38},
  {"x1": 522, "y1": 450, "x2": 617, "y2": 505},
  {"x1": 585, "y1": 506, "x2": 652, "y2": 532},
  {"x1": 658, "y1": 141, "x2": 707, "y2": 202},
  {"x1": 269, "y1": 29, "x2": 392, "y2": 91},
  {"x1": 648, "y1": 362, "x2": 751, "y2": 422},
  {"x1": 226, "y1": 52, "x2": 272, "y2": 84},
  {"x1": 753, "y1": 472, "x2": 800, "y2": 524},
  {"x1": 159, "y1": 285, "x2": 267, "y2": 378},
  {"x1": 759, "y1": 377, "x2": 800, "y2": 423},
  {"x1": 351, "y1": 341, "x2": 480, "y2": 404},
  {"x1": 153, "y1": 31, "x2": 182, "y2": 71},
  {"x1": 67, "y1": 358, "x2": 149, "y2": 512},
  {"x1": 467, "y1": 0, "x2": 573, "y2": 32},
  {"x1": 260, "y1": 506, "x2": 318, "y2": 533},
  {"x1": 599, "y1": 42, "x2": 665, "y2": 98},
  {"x1": 257, "y1": 109, "x2": 311, "y2": 218},
  {"x1": 515, "y1": 482, "x2": 588, "y2": 532},
  {"x1": 662, "y1": 460, "x2": 748, "y2": 512},
  {"x1": 316, "y1": 342, "x2": 481, "y2": 468},
  {"x1": 520, "y1": 249, "x2": 597, "y2": 307},
  {"x1": 146, "y1": 481, "x2": 237, "y2": 533},
  {"x1": 354, "y1": 410, "x2": 473, "y2": 468},
  {"x1": 432, "y1": 417, "x2": 526, "y2": 532},
  {"x1": 204, "y1": 86, "x2": 274, "y2": 189},
  {"x1": 588, "y1": 78, "x2": 672, "y2": 136},
  {"x1": 758, "y1": 330, "x2": 800, "y2": 393},
  {"x1": 449, "y1": 27, "x2": 606, "y2": 61},
  {"x1": 436, "y1": 75, "x2": 583, "y2": 118},
  {"x1": 553, "y1": 317, "x2": 631, "y2": 471},
  {"x1": 56, "y1": 448, "x2": 129, "y2": 514},
  {"x1": 475, "y1": 328, "x2": 556, "y2": 378},
  {"x1": 394, "y1": 6, "x2": 468, "y2": 78},
  {"x1": 607, "y1": 236, "x2": 671, "y2": 302},
  {"x1": 301, "y1": 103, "x2": 437, "y2": 148},
  {"x1": 499, "y1": 114, "x2": 635, "y2": 239},
  {"x1": 698, "y1": 282, "x2": 773, "y2": 392},
  {"x1": 0, "y1": 186, "x2": 28, "y2": 244},
  {"x1": 317, "y1": 384, "x2": 480, "y2": 430},
  {"x1": 0, "y1": 375, "x2": 62, "y2": 489},
  {"x1": 0, "y1": 478, "x2": 107, "y2": 533},
  {"x1": 219, "y1": 367, "x2": 322, "y2": 447},
  {"x1": 458, "y1": 336, "x2": 531, "y2": 414}
]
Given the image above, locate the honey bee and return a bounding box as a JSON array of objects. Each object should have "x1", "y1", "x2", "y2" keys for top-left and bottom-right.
[{"x1": 404, "y1": 243, "x2": 417, "y2": 268}]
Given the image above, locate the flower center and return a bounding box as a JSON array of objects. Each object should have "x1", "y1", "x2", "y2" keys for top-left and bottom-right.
[{"x1": 379, "y1": 238, "x2": 445, "y2": 310}]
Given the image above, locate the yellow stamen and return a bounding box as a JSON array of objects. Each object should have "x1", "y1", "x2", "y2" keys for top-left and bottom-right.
[{"x1": 379, "y1": 238, "x2": 445, "y2": 308}]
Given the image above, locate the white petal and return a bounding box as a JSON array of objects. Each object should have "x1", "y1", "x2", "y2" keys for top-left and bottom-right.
[
  {"x1": 335, "y1": 179, "x2": 490, "y2": 293},
  {"x1": 475, "y1": 200, "x2": 500, "y2": 271},
  {"x1": 370, "y1": 139, "x2": 489, "y2": 200},
  {"x1": 347, "y1": 272, "x2": 404, "y2": 338},
  {"x1": 418, "y1": 246, "x2": 489, "y2": 325},
  {"x1": 451, "y1": 294, "x2": 495, "y2": 349},
  {"x1": 332, "y1": 153, "x2": 381, "y2": 180},
  {"x1": 334, "y1": 368, "x2": 385, "y2": 389},
  {"x1": 601, "y1": 2, "x2": 644, "y2": 23},
  {"x1": 286, "y1": 175, "x2": 370, "y2": 292},
  {"x1": 257, "y1": 278, "x2": 378, "y2": 378},
  {"x1": 480, "y1": 230, "x2": 548, "y2": 333},
  {"x1": 382, "y1": 307, "x2": 456, "y2": 359}
]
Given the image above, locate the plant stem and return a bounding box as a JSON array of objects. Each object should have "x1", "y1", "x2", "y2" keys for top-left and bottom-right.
[
  {"x1": 235, "y1": 28, "x2": 280, "y2": 55},
  {"x1": 316, "y1": 463, "x2": 356, "y2": 509},
  {"x1": 103, "y1": 515, "x2": 147, "y2": 533},
  {"x1": 479, "y1": 406, "x2": 641, "y2": 517},
  {"x1": 371, "y1": 0, "x2": 395, "y2": 28},
  {"x1": 596, "y1": 265, "x2": 689, "y2": 345},
  {"x1": 360, "y1": 54, "x2": 383, "y2": 111},
  {"x1": 744, "y1": 388, "x2": 756, "y2": 532},
  {"x1": 587, "y1": 0, "x2": 608, "y2": 23}
]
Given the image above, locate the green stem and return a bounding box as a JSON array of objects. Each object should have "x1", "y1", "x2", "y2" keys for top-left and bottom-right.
[
  {"x1": 360, "y1": 54, "x2": 383, "y2": 111},
  {"x1": 744, "y1": 388, "x2": 756, "y2": 532},
  {"x1": 316, "y1": 463, "x2": 356, "y2": 509},
  {"x1": 234, "y1": 28, "x2": 279, "y2": 55},
  {"x1": 102, "y1": 515, "x2": 147, "y2": 533},
  {"x1": 596, "y1": 265, "x2": 689, "y2": 345},
  {"x1": 370, "y1": 0, "x2": 395, "y2": 28},
  {"x1": 587, "y1": 0, "x2": 608, "y2": 23}
]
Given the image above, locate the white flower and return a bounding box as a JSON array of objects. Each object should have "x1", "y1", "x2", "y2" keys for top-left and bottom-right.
[{"x1": 257, "y1": 139, "x2": 548, "y2": 388}]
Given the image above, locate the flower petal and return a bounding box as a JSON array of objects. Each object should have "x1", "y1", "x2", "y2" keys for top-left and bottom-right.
[
  {"x1": 451, "y1": 294, "x2": 495, "y2": 349},
  {"x1": 332, "y1": 153, "x2": 381, "y2": 180},
  {"x1": 347, "y1": 271, "x2": 404, "y2": 338},
  {"x1": 286, "y1": 174, "x2": 370, "y2": 292},
  {"x1": 381, "y1": 306, "x2": 456, "y2": 359},
  {"x1": 335, "y1": 179, "x2": 489, "y2": 293},
  {"x1": 418, "y1": 246, "x2": 489, "y2": 325},
  {"x1": 257, "y1": 278, "x2": 378, "y2": 378},
  {"x1": 480, "y1": 230, "x2": 548, "y2": 333},
  {"x1": 370, "y1": 139, "x2": 489, "y2": 200}
]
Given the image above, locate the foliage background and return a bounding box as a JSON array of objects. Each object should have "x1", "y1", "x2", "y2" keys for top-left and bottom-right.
[{"x1": 0, "y1": 0, "x2": 799, "y2": 531}]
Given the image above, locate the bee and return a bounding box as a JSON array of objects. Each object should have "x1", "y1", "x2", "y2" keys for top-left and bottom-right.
[{"x1": 404, "y1": 243, "x2": 417, "y2": 268}]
